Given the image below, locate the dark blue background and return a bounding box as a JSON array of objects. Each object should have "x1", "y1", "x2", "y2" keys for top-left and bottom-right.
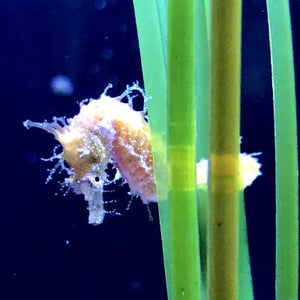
[{"x1": 0, "y1": 0, "x2": 299, "y2": 299}]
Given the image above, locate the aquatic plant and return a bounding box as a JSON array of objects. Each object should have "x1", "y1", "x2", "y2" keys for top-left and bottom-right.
[
  {"x1": 133, "y1": 0, "x2": 298, "y2": 299},
  {"x1": 21, "y1": 0, "x2": 297, "y2": 298}
]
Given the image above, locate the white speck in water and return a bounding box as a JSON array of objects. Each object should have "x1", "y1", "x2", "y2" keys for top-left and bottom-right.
[
  {"x1": 65, "y1": 240, "x2": 70, "y2": 245},
  {"x1": 50, "y1": 75, "x2": 74, "y2": 96}
]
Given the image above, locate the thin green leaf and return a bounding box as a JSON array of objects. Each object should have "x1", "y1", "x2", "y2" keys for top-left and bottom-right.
[
  {"x1": 167, "y1": 0, "x2": 201, "y2": 298},
  {"x1": 266, "y1": 1, "x2": 299, "y2": 299}
]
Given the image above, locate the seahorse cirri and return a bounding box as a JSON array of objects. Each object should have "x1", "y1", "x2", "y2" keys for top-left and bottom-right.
[{"x1": 23, "y1": 82, "x2": 261, "y2": 225}]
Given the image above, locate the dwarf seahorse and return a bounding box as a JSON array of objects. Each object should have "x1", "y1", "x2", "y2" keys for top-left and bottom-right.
[{"x1": 23, "y1": 82, "x2": 261, "y2": 225}]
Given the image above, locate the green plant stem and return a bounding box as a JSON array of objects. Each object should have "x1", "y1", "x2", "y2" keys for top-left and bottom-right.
[
  {"x1": 168, "y1": 0, "x2": 201, "y2": 299},
  {"x1": 132, "y1": 1, "x2": 171, "y2": 298},
  {"x1": 208, "y1": 0, "x2": 241, "y2": 299},
  {"x1": 238, "y1": 191, "x2": 254, "y2": 300},
  {"x1": 195, "y1": 0, "x2": 210, "y2": 160},
  {"x1": 266, "y1": 1, "x2": 299, "y2": 299}
]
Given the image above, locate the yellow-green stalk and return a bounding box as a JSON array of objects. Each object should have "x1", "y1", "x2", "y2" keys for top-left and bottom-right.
[{"x1": 208, "y1": 0, "x2": 242, "y2": 299}]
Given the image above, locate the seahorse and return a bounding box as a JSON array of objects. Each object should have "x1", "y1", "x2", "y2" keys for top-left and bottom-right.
[{"x1": 23, "y1": 82, "x2": 261, "y2": 225}]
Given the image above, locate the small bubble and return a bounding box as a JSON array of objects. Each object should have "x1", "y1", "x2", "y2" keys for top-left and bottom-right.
[
  {"x1": 65, "y1": 240, "x2": 70, "y2": 245},
  {"x1": 50, "y1": 75, "x2": 73, "y2": 96},
  {"x1": 94, "y1": 0, "x2": 106, "y2": 10}
]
